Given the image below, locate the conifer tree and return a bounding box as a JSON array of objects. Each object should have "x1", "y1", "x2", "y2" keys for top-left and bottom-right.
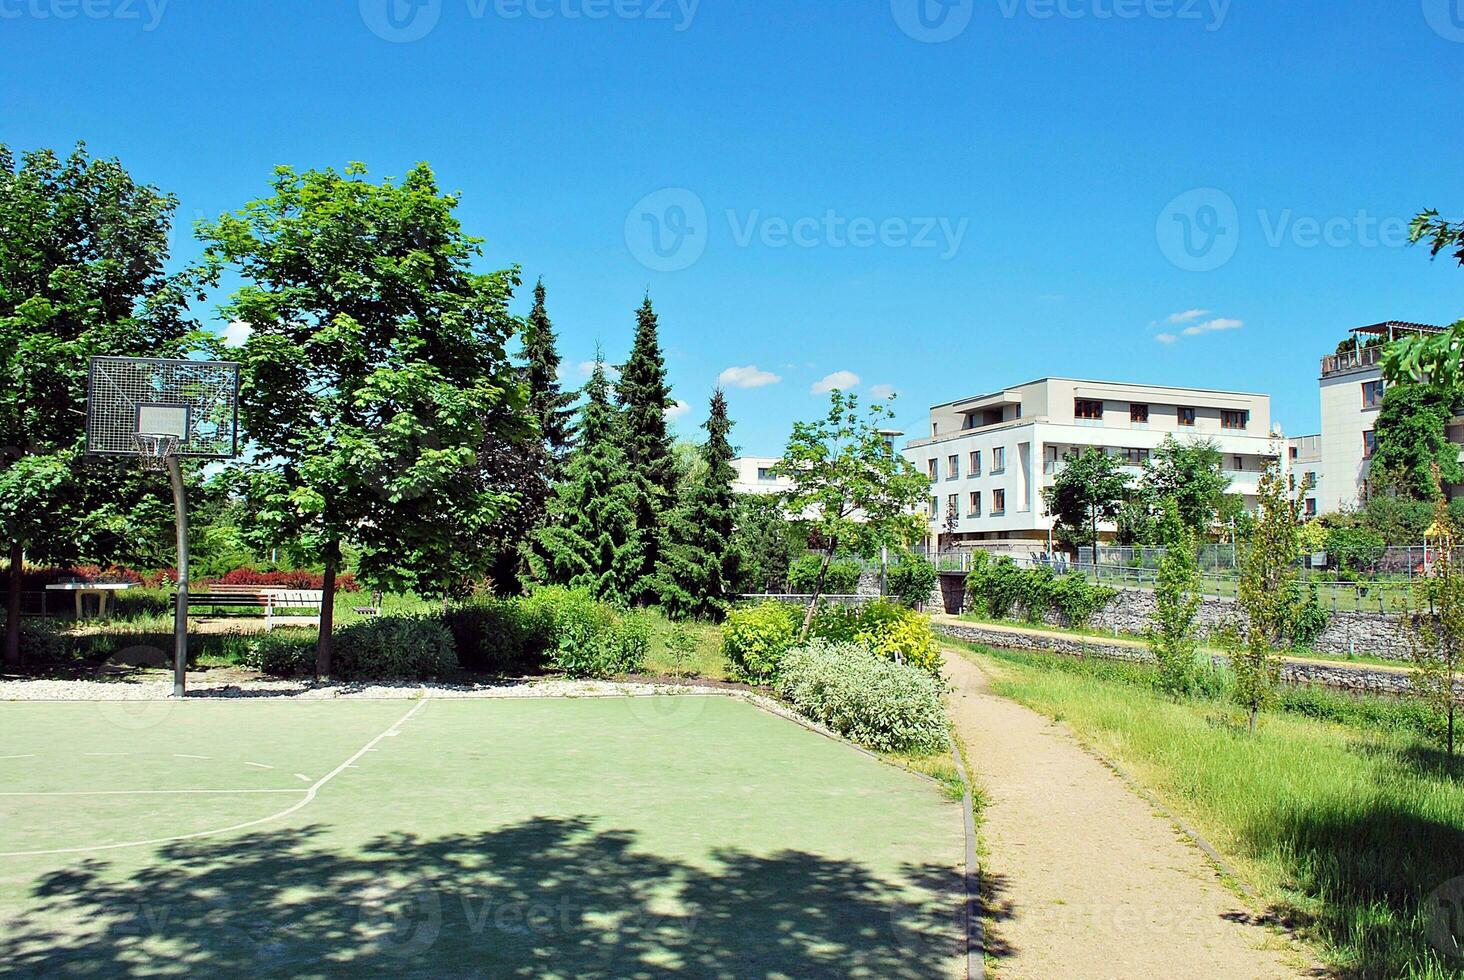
[
  {"x1": 532, "y1": 355, "x2": 640, "y2": 602},
  {"x1": 616, "y1": 296, "x2": 677, "y2": 602},
  {"x1": 656, "y1": 390, "x2": 742, "y2": 620},
  {"x1": 523, "y1": 278, "x2": 576, "y2": 481}
]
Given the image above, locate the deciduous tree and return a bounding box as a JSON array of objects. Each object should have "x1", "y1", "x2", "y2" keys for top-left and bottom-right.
[
  {"x1": 1041, "y1": 448, "x2": 1131, "y2": 558},
  {"x1": 1409, "y1": 492, "x2": 1463, "y2": 759},
  {"x1": 1149, "y1": 499, "x2": 1202, "y2": 696}
]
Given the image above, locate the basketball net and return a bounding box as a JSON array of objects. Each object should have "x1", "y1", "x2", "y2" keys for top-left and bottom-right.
[{"x1": 133, "y1": 434, "x2": 181, "y2": 471}]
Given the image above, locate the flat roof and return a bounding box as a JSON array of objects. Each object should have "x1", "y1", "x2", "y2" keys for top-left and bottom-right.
[{"x1": 930, "y1": 376, "x2": 1270, "y2": 412}]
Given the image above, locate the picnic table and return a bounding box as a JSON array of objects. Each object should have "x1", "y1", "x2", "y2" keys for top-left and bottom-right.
[{"x1": 46, "y1": 582, "x2": 134, "y2": 620}]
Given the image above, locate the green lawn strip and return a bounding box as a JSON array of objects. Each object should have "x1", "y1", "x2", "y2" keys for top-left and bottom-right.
[
  {"x1": 0, "y1": 695, "x2": 965, "y2": 977},
  {"x1": 953, "y1": 642, "x2": 1464, "y2": 979}
]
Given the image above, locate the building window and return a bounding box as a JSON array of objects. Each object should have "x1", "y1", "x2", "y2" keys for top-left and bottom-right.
[
  {"x1": 947, "y1": 455, "x2": 959, "y2": 480},
  {"x1": 931, "y1": 422, "x2": 939, "y2": 437},
  {"x1": 1362, "y1": 380, "x2": 1385, "y2": 409},
  {"x1": 968, "y1": 491, "x2": 981, "y2": 517},
  {"x1": 991, "y1": 447, "x2": 1006, "y2": 473},
  {"x1": 1305, "y1": 498, "x2": 1317, "y2": 518},
  {"x1": 969, "y1": 451, "x2": 982, "y2": 475},
  {"x1": 1289, "y1": 446, "x2": 1298, "y2": 460},
  {"x1": 947, "y1": 494, "x2": 959, "y2": 517},
  {"x1": 991, "y1": 489, "x2": 1006, "y2": 515},
  {"x1": 1233, "y1": 455, "x2": 1244, "y2": 471},
  {"x1": 1075, "y1": 399, "x2": 1104, "y2": 421},
  {"x1": 1363, "y1": 430, "x2": 1377, "y2": 458},
  {"x1": 1130, "y1": 404, "x2": 1149, "y2": 424},
  {"x1": 1221, "y1": 410, "x2": 1249, "y2": 430},
  {"x1": 1304, "y1": 471, "x2": 1317, "y2": 488},
  {"x1": 1116, "y1": 448, "x2": 1148, "y2": 465},
  {"x1": 927, "y1": 459, "x2": 938, "y2": 480},
  {"x1": 1178, "y1": 406, "x2": 1196, "y2": 427},
  {"x1": 757, "y1": 467, "x2": 776, "y2": 482},
  {"x1": 929, "y1": 496, "x2": 939, "y2": 518}
]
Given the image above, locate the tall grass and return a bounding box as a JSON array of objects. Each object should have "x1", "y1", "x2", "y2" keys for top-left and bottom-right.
[{"x1": 965, "y1": 644, "x2": 1464, "y2": 979}]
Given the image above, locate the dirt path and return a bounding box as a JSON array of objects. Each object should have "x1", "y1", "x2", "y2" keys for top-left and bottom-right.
[{"x1": 945, "y1": 651, "x2": 1308, "y2": 979}]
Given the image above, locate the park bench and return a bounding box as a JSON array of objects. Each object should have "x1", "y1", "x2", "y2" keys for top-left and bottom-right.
[{"x1": 173, "y1": 584, "x2": 325, "y2": 631}]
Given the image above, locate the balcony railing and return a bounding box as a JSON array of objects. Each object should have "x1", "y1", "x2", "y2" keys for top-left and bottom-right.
[{"x1": 1321, "y1": 345, "x2": 1384, "y2": 377}]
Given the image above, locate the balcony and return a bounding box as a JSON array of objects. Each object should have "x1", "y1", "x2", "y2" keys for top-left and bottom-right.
[{"x1": 1321, "y1": 345, "x2": 1384, "y2": 378}]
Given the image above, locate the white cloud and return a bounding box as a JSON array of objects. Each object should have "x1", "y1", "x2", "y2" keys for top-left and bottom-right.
[
  {"x1": 719, "y1": 365, "x2": 782, "y2": 389},
  {"x1": 222, "y1": 320, "x2": 252, "y2": 348},
  {"x1": 1166, "y1": 308, "x2": 1211, "y2": 325},
  {"x1": 869, "y1": 383, "x2": 898, "y2": 400},
  {"x1": 812, "y1": 370, "x2": 860, "y2": 394},
  {"x1": 1154, "y1": 333, "x2": 1178, "y2": 345},
  {"x1": 664, "y1": 399, "x2": 692, "y2": 423},
  {"x1": 577, "y1": 360, "x2": 620, "y2": 379},
  {"x1": 1182, "y1": 317, "x2": 1244, "y2": 337}
]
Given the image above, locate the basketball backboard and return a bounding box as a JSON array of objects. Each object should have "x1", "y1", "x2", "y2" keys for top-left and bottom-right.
[{"x1": 85, "y1": 357, "x2": 240, "y2": 460}]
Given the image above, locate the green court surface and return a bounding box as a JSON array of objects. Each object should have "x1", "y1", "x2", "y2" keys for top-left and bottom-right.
[{"x1": 0, "y1": 695, "x2": 965, "y2": 978}]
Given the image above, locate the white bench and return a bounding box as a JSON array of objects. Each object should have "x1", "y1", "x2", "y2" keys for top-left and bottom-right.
[{"x1": 262, "y1": 590, "x2": 325, "y2": 632}]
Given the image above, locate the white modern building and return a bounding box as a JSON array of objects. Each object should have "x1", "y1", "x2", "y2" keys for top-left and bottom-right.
[
  {"x1": 903, "y1": 378, "x2": 1281, "y2": 553},
  {"x1": 1316, "y1": 321, "x2": 1445, "y2": 512},
  {"x1": 730, "y1": 457, "x2": 789, "y2": 496},
  {"x1": 1287, "y1": 433, "x2": 1322, "y2": 519}
]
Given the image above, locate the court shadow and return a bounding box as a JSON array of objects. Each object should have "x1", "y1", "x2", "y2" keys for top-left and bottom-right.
[{"x1": 0, "y1": 817, "x2": 963, "y2": 978}]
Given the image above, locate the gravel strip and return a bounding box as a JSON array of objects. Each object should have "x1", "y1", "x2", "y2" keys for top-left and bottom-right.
[{"x1": 0, "y1": 677, "x2": 733, "y2": 702}]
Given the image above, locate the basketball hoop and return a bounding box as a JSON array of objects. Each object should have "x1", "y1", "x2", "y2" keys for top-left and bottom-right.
[{"x1": 133, "y1": 433, "x2": 181, "y2": 471}]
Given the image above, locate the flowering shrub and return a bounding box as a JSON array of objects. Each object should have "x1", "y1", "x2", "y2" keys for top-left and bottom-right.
[{"x1": 776, "y1": 640, "x2": 949, "y2": 754}]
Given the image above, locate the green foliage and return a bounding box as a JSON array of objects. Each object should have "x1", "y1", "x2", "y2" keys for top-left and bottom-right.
[
  {"x1": 1148, "y1": 500, "x2": 1202, "y2": 696},
  {"x1": 240, "y1": 629, "x2": 318, "y2": 677},
  {"x1": 964, "y1": 553, "x2": 1024, "y2": 619},
  {"x1": 1288, "y1": 583, "x2": 1331, "y2": 649},
  {"x1": 1041, "y1": 448, "x2": 1131, "y2": 553},
  {"x1": 849, "y1": 601, "x2": 943, "y2": 675},
  {"x1": 776, "y1": 640, "x2": 949, "y2": 754},
  {"x1": 1408, "y1": 498, "x2": 1463, "y2": 757},
  {"x1": 966, "y1": 552, "x2": 1114, "y2": 628},
  {"x1": 885, "y1": 552, "x2": 938, "y2": 608},
  {"x1": 1049, "y1": 573, "x2": 1115, "y2": 630},
  {"x1": 664, "y1": 622, "x2": 699, "y2": 678},
  {"x1": 198, "y1": 161, "x2": 529, "y2": 675},
  {"x1": 1013, "y1": 565, "x2": 1056, "y2": 624},
  {"x1": 788, "y1": 553, "x2": 862, "y2": 595},
  {"x1": 442, "y1": 598, "x2": 554, "y2": 675},
  {"x1": 333, "y1": 616, "x2": 458, "y2": 680},
  {"x1": 777, "y1": 390, "x2": 930, "y2": 634},
  {"x1": 532, "y1": 357, "x2": 641, "y2": 603},
  {"x1": 616, "y1": 297, "x2": 678, "y2": 604},
  {"x1": 524, "y1": 586, "x2": 649, "y2": 679},
  {"x1": 655, "y1": 390, "x2": 741, "y2": 620},
  {"x1": 731, "y1": 493, "x2": 801, "y2": 595},
  {"x1": 1233, "y1": 462, "x2": 1306, "y2": 729},
  {"x1": 722, "y1": 601, "x2": 800, "y2": 683},
  {"x1": 522, "y1": 279, "x2": 576, "y2": 482},
  {"x1": 1324, "y1": 524, "x2": 1387, "y2": 571},
  {"x1": 1370, "y1": 382, "x2": 1463, "y2": 500},
  {"x1": 1137, "y1": 437, "x2": 1232, "y2": 536}
]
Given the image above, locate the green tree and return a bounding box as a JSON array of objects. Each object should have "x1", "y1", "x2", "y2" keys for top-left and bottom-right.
[
  {"x1": 1140, "y1": 437, "x2": 1231, "y2": 535},
  {"x1": 1409, "y1": 494, "x2": 1463, "y2": 759},
  {"x1": 616, "y1": 297, "x2": 677, "y2": 604},
  {"x1": 1041, "y1": 448, "x2": 1131, "y2": 557},
  {"x1": 1380, "y1": 210, "x2": 1463, "y2": 386},
  {"x1": 198, "y1": 161, "x2": 528, "y2": 677},
  {"x1": 532, "y1": 356, "x2": 640, "y2": 602},
  {"x1": 886, "y1": 551, "x2": 939, "y2": 609},
  {"x1": 1233, "y1": 462, "x2": 1306, "y2": 731},
  {"x1": 523, "y1": 279, "x2": 575, "y2": 481},
  {"x1": 1148, "y1": 499, "x2": 1202, "y2": 696},
  {"x1": 776, "y1": 391, "x2": 929, "y2": 640},
  {"x1": 0, "y1": 143, "x2": 203, "y2": 666},
  {"x1": 655, "y1": 390, "x2": 741, "y2": 620},
  {"x1": 732, "y1": 493, "x2": 801, "y2": 594},
  {"x1": 1369, "y1": 382, "x2": 1462, "y2": 500}
]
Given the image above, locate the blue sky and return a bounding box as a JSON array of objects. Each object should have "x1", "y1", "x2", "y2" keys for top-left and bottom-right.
[{"x1": 3, "y1": 0, "x2": 1461, "y2": 453}]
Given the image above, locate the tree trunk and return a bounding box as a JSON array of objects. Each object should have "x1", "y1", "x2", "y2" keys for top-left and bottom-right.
[
  {"x1": 1248, "y1": 703, "x2": 1258, "y2": 734},
  {"x1": 799, "y1": 541, "x2": 838, "y2": 643},
  {"x1": 316, "y1": 540, "x2": 339, "y2": 679},
  {"x1": 4, "y1": 539, "x2": 21, "y2": 669}
]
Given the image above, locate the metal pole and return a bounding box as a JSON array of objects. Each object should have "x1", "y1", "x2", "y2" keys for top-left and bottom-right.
[{"x1": 166, "y1": 456, "x2": 189, "y2": 699}]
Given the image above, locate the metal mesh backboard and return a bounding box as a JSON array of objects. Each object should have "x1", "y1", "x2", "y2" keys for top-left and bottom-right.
[{"x1": 86, "y1": 357, "x2": 240, "y2": 459}]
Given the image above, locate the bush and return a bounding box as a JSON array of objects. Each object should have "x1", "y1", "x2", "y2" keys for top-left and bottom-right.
[
  {"x1": 1049, "y1": 573, "x2": 1115, "y2": 629},
  {"x1": 110, "y1": 587, "x2": 174, "y2": 619},
  {"x1": 776, "y1": 640, "x2": 948, "y2": 754},
  {"x1": 885, "y1": 552, "x2": 938, "y2": 608},
  {"x1": 787, "y1": 553, "x2": 863, "y2": 595},
  {"x1": 1013, "y1": 565, "x2": 1056, "y2": 623},
  {"x1": 442, "y1": 598, "x2": 553, "y2": 675},
  {"x1": 1324, "y1": 526, "x2": 1386, "y2": 572},
  {"x1": 966, "y1": 554, "x2": 1025, "y2": 619},
  {"x1": 723, "y1": 601, "x2": 800, "y2": 682},
  {"x1": 331, "y1": 615, "x2": 457, "y2": 680},
  {"x1": 1288, "y1": 582, "x2": 1331, "y2": 649},
  {"x1": 205, "y1": 568, "x2": 361, "y2": 592},
  {"x1": 241, "y1": 629, "x2": 318, "y2": 677},
  {"x1": 851, "y1": 601, "x2": 944, "y2": 675},
  {"x1": 524, "y1": 587, "x2": 648, "y2": 679}
]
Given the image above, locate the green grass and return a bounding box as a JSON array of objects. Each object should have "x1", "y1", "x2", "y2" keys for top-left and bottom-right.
[
  {"x1": 642, "y1": 615, "x2": 727, "y2": 680},
  {"x1": 0, "y1": 695, "x2": 965, "y2": 977},
  {"x1": 955, "y1": 642, "x2": 1464, "y2": 978}
]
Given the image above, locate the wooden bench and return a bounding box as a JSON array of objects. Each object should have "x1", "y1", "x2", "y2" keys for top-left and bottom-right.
[{"x1": 174, "y1": 585, "x2": 324, "y2": 632}]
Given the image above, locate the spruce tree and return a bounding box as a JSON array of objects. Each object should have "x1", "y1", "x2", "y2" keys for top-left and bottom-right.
[
  {"x1": 656, "y1": 390, "x2": 742, "y2": 620},
  {"x1": 523, "y1": 278, "x2": 576, "y2": 481},
  {"x1": 532, "y1": 356, "x2": 640, "y2": 602},
  {"x1": 616, "y1": 295, "x2": 677, "y2": 603}
]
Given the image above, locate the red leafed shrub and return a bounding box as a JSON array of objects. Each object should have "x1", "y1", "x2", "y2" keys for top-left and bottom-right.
[
  {"x1": 202, "y1": 569, "x2": 360, "y2": 592},
  {"x1": 16, "y1": 566, "x2": 174, "y2": 589}
]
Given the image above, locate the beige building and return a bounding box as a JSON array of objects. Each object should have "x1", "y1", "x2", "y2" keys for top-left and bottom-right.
[
  {"x1": 1317, "y1": 321, "x2": 1445, "y2": 512},
  {"x1": 1287, "y1": 433, "x2": 1322, "y2": 518},
  {"x1": 903, "y1": 378, "x2": 1280, "y2": 552},
  {"x1": 730, "y1": 456, "x2": 789, "y2": 496}
]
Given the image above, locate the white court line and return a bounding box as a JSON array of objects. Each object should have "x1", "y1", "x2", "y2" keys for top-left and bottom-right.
[
  {"x1": 0, "y1": 755, "x2": 36, "y2": 760},
  {"x1": 0, "y1": 698, "x2": 430, "y2": 858},
  {"x1": 0, "y1": 789, "x2": 307, "y2": 797},
  {"x1": 243, "y1": 762, "x2": 273, "y2": 770},
  {"x1": 84, "y1": 753, "x2": 128, "y2": 757},
  {"x1": 174, "y1": 754, "x2": 211, "y2": 760},
  {"x1": 293, "y1": 773, "x2": 311, "y2": 782}
]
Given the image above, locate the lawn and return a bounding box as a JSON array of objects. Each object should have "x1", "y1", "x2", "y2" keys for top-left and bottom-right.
[
  {"x1": 0, "y1": 693, "x2": 965, "y2": 977},
  {"x1": 956, "y1": 643, "x2": 1464, "y2": 979}
]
